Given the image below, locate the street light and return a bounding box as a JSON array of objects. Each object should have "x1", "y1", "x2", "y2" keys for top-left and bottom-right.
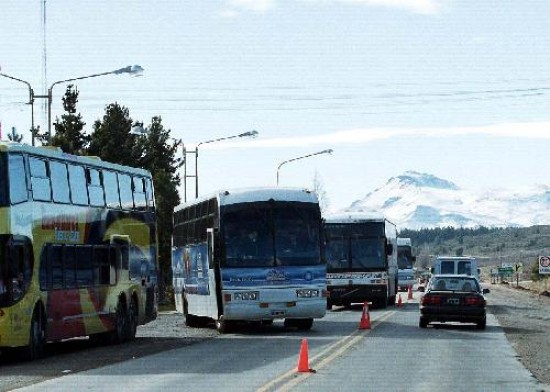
[
  {"x1": 184, "y1": 130, "x2": 259, "y2": 202},
  {"x1": 1, "y1": 65, "x2": 143, "y2": 145},
  {"x1": 47, "y1": 65, "x2": 144, "y2": 141},
  {"x1": 276, "y1": 149, "x2": 333, "y2": 186},
  {"x1": 0, "y1": 72, "x2": 36, "y2": 145}
]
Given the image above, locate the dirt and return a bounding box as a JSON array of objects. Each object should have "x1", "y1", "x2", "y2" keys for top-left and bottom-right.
[{"x1": 486, "y1": 282, "x2": 550, "y2": 385}]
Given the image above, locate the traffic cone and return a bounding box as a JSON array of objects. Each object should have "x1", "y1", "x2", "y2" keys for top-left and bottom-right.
[
  {"x1": 397, "y1": 294, "x2": 403, "y2": 307},
  {"x1": 408, "y1": 286, "x2": 413, "y2": 300},
  {"x1": 359, "y1": 302, "x2": 371, "y2": 330},
  {"x1": 297, "y1": 338, "x2": 311, "y2": 373}
]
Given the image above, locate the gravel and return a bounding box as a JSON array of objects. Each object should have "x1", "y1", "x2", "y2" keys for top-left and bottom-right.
[{"x1": 486, "y1": 282, "x2": 550, "y2": 385}]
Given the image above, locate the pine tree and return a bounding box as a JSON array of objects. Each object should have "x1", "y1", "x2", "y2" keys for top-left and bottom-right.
[
  {"x1": 50, "y1": 85, "x2": 88, "y2": 154},
  {"x1": 88, "y1": 103, "x2": 139, "y2": 166}
]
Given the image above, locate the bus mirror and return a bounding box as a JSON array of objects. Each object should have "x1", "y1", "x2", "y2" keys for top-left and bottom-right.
[
  {"x1": 412, "y1": 256, "x2": 417, "y2": 262},
  {"x1": 386, "y1": 243, "x2": 393, "y2": 255}
]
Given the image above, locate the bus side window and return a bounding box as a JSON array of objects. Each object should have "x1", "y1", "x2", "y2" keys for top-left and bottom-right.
[
  {"x1": 87, "y1": 168, "x2": 105, "y2": 207},
  {"x1": 8, "y1": 154, "x2": 28, "y2": 204},
  {"x1": 145, "y1": 178, "x2": 155, "y2": 209},
  {"x1": 29, "y1": 157, "x2": 51, "y2": 202},
  {"x1": 50, "y1": 161, "x2": 70, "y2": 204},
  {"x1": 118, "y1": 174, "x2": 133, "y2": 210},
  {"x1": 68, "y1": 164, "x2": 89, "y2": 205},
  {"x1": 103, "y1": 170, "x2": 121, "y2": 209},
  {"x1": 133, "y1": 177, "x2": 146, "y2": 210}
]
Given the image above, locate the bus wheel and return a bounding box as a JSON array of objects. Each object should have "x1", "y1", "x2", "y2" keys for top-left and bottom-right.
[
  {"x1": 127, "y1": 297, "x2": 138, "y2": 341},
  {"x1": 113, "y1": 297, "x2": 128, "y2": 343},
  {"x1": 216, "y1": 315, "x2": 231, "y2": 334},
  {"x1": 19, "y1": 307, "x2": 46, "y2": 361},
  {"x1": 297, "y1": 318, "x2": 314, "y2": 331}
]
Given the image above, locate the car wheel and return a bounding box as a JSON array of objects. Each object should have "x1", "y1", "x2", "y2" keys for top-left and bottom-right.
[
  {"x1": 419, "y1": 317, "x2": 428, "y2": 328},
  {"x1": 476, "y1": 318, "x2": 486, "y2": 330},
  {"x1": 296, "y1": 318, "x2": 314, "y2": 331}
]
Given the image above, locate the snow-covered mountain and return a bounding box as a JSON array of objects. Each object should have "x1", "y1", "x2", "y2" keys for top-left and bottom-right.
[{"x1": 344, "y1": 171, "x2": 550, "y2": 229}]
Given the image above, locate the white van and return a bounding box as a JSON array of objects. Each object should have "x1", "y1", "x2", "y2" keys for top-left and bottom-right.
[{"x1": 430, "y1": 256, "x2": 480, "y2": 281}]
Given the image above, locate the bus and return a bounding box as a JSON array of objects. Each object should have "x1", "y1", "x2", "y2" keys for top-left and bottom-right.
[
  {"x1": 0, "y1": 142, "x2": 158, "y2": 360},
  {"x1": 172, "y1": 187, "x2": 326, "y2": 333},
  {"x1": 324, "y1": 213, "x2": 397, "y2": 309},
  {"x1": 397, "y1": 237, "x2": 416, "y2": 291}
]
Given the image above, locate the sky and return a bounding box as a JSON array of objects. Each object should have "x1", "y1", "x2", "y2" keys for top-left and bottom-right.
[{"x1": 1, "y1": 0, "x2": 550, "y2": 213}]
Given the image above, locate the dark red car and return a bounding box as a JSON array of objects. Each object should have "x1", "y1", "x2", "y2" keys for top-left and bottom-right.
[{"x1": 419, "y1": 274, "x2": 489, "y2": 329}]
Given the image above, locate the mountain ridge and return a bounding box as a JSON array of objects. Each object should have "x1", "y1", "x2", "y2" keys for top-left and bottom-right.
[{"x1": 343, "y1": 171, "x2": 550, "y2": 229}]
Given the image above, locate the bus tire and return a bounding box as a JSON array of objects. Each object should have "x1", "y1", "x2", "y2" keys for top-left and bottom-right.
[
  {"x1": 113, "y1": 297, "x2": 128, "y2": 344},
  {"x1": 297, "y1": 318, "x2": 314, "y2": 331},
  {"x1": 127, "y1": 297, "x2": 138, "y2": 341},
  {"x1": 216, "y1": 315, "x2": 231, "y2": 334},
  {"x1": 19, "y1": 306, "x2": 46, "y2": 361}
]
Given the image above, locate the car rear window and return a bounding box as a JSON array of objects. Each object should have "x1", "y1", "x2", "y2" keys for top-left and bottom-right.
[{"x1": 430, "y1": 277, "x2": 479, "y2": 292}]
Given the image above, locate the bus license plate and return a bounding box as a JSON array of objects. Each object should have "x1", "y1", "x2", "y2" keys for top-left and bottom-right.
[{"x1": 271, "y1": 310, "x2": 286, "y2": 317}]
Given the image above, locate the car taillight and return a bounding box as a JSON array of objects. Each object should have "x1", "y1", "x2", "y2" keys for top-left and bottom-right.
[
  {"x1": 464, "y1": 296, "x2": 485, "y2": 306},
  {"x1": 421, "y1": 295, "x2": 442, "y2": 305}
]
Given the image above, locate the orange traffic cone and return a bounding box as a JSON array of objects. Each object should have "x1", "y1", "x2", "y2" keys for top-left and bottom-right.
[
  {"x1": 397, "y1": 294, "x2": 403, "y2": 307},
  {"x1": 408, "y1": 286, "x2": 414, "y2": 300},
  {"x1": 359, "y1": 302, "x2": 371, "y2": 330},
  {"x1": 297, "y1": 338, "x2": 311, "y2": 373}
]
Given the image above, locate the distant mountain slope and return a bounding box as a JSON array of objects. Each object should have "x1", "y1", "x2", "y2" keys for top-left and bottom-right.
[{"x1": 344, "y1": 171, "x2": 550, "y2": 229}]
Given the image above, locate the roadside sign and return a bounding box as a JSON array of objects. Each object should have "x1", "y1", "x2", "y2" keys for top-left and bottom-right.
[{"x1": 539, "y1": 256, "x2": 550, "y2": 275}]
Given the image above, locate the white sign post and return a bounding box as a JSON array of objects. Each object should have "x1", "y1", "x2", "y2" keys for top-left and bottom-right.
[{"x1": 539, "y1": 256, "x2": 550, "y2": 275}]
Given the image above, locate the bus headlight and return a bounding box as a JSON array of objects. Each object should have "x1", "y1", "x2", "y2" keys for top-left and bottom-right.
[
  {"x1": 296, "y1": 289, "x2": 320, "y2": 298},
  {"x1": 234, "y1": 291, "x2": 259, "y2": 301}
]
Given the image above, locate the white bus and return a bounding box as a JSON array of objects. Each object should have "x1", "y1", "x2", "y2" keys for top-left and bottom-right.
[
  {"x1": 172, "y1": 187, "x2": 326, "y2": 333},
  {"x1": 397, "y1": 237, "x2": 416, "y2": 291},
  {"x1": 324, "y1": 213, "x2": 397, "y2": 309}
]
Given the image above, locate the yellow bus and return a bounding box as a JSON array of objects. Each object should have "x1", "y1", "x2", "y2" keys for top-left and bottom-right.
[{"x1": 0, "y1": 142, "x2": 158, "y2": 360}]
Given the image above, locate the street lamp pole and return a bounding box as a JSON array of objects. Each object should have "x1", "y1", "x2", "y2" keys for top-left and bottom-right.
[
  {"x1": 47, "y1": 65, "x2": 144, "y2": 141},
  {"x1": 0, "y1": 72, "x2": 36, "y2": 145},
  {"x1": 276, "y1": 149, "x2": 333, "y2": 186},
  {"x1": 182, "y1": 130, "x2": 259, "y2": 201}
]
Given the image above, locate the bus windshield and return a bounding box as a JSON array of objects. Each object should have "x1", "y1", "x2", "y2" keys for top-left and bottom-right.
[
  {"x1": 222, "y1": 202, "x2": 321, "y2": 268},
  {"x1": 326, "y1": 223, "x2": 386, "y2": 271},
  {"x1": 397, "y1": 248, "x2": 413, "y2": 269}
]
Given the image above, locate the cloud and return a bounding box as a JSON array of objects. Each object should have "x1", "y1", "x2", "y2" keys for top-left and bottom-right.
[
  {"x1": 229, "y1": 0, "x2": 276, "y2": 12},
  {"x1": 339, "y1": 0, "x2": 445, "y2": 14},
  {"x1": 203, "y1": 122, "x2": 550, "y2": 149},
  {"x1": 218, "y1": 9, "x2": 240, "y2": 18}
]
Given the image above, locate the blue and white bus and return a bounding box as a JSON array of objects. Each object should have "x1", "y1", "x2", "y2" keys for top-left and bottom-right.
[
  {"x1": 172, "y1": 187, "x2": 326, "y2": 333},
  {"x1": 324, "y1": 213, "x2": 397, "y2": 309}
]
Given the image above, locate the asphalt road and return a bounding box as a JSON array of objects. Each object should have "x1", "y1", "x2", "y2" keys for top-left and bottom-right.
[{"x1": 7, "y1": 292, "x2": 548, "y2": 392}]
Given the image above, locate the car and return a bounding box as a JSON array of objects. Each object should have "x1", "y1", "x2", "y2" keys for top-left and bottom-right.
[{"x1": 419, "y1": 274, "x2": 489, "y2": 330}]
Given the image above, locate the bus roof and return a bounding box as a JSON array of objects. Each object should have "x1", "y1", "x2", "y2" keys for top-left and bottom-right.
[
  {"x1": 324, "y1": 212, "x2": 387, "y2": 224},
  {"x1": 436, "y1": 256, "x2": 477, "y2": 261},
  {"x1": 397, "y1": 238, "x2": 412, "y2": 246},
  {"x1": 175, "y1": 187, "x2": 319, "y2": 212},
  {"x1": 0, "y1": 142, "x2": 151, "y2": 176}
]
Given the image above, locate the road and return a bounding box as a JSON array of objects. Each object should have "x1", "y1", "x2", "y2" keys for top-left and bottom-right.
[{"x1": 6, "y1": 292, "x2": 549, "y2": 392}]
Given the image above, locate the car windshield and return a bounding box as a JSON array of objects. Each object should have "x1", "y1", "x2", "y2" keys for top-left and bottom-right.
[{"x1": 429, "y1": 277, "x2": 480, "y2": 292}]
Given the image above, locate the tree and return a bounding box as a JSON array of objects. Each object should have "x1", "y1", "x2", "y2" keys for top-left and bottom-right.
[
  {"x1": 135, "y1": 117, "x2": 183, "y2": 302},
  {"x1": 88, "y1": 109, "x2": 183, "y2": 304},
  {"x1": 50, "y1": 85, "x2": 88, "y2": 154},
  {"x1": 88, "y1": 103, "x2": 140, "y2": 165},
  {"x1": 312, "y1": 171, "x2": 329, "y2": 213},
  {"x1": 7, "y1": 126, "x2": 23, "y2": 143}
]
